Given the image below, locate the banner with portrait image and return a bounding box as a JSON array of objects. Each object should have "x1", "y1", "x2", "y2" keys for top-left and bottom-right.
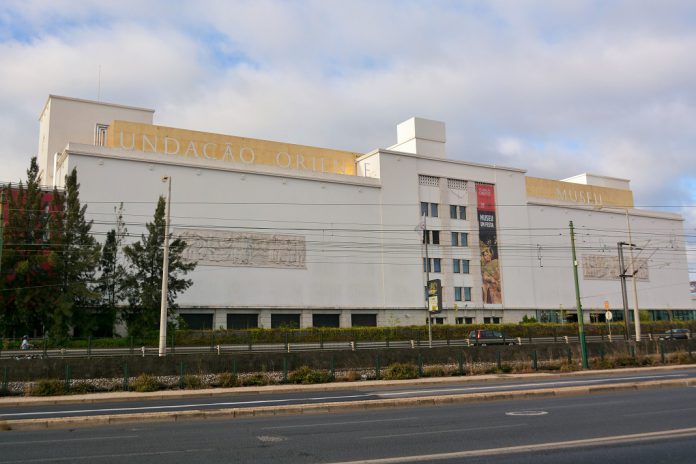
[{"x1": 476, "y1": 183, "x2": 502, "y2": 304}]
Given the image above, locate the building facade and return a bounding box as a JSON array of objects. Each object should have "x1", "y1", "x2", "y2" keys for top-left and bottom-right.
[{"x1": 35, "y1": 95, "x2": 694, "y2": 329}]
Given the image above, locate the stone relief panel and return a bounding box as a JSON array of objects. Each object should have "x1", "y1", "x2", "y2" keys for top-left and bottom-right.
[
  {"x1": 174, "y1": 228, "x2": 306, "y2": 269},
  {"x1": 581, "y1": 255, "x2": 649, "y2": 281}
]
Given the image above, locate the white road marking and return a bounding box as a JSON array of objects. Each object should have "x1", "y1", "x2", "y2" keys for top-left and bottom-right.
[
  {"x1": 0, "y1": 435, "x2": 137, "y2": 446},
  {"x1": 375, "y1": 373, "x2": 686, "y2": 397},
  {"x1": 327, "y1": 427, "x2": 696, "y2": 463},
  {"x1": 506, "y1": 410, "x2": 548, "y2": 416},
  {"x1": 0, "y1": 393, "x2": 371, "y2": 418},
  {"x1": 262, "y1": 417, "x2": 419, "y2": 430},
  {"x1": 363, "y1": 423, "x2": 526, "y2": 440},
  {"x1": 256, "y1": 435, "x2": 287, "y2": 443}
]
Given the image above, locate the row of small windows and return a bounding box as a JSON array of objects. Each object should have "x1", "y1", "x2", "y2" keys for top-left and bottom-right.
[
  {"x1": 420, "y1": 202, "x2": 467, "y2": 220},
  {"x1": 424, "y1": 286, "x2": 473, "y2": 301},
  {"x1": 422, "y1": 231, "x2": 468, "y2": 246},
  {"x1": 424, "y1": 258, "x2": 470, "y2": 274},
  {"x1": 180, "y1": 313, "x2": 379, "y2": 330}
]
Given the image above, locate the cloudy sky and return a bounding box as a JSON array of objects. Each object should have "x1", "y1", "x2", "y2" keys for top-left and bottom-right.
[{"x1": 0, "y1": 0, "x2": 694, "y2": 278}]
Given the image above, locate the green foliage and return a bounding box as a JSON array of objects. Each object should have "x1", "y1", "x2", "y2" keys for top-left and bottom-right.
[
  {"x1": 240, "y1": 373, "x2": 271, "y2": 386},
  {"x1": 214, "y1": 372, "x2": 238, "y2": 388},
  {"x1": 131, "y1": 374, "x2": 163, "y2": 392},
  {"x1": 30, "y1": 379, "x2": 66, "y2": 396},
  {"x1": 288, "y1": 366, "x2": 332, "y2": 384},
  {"x1": 181, "y1": 374, "x2": 204, "y2": 389},
  {"x1": 70, "y1": 381, "x2": 99, "y2": 394},
  {"x1": 521, "y1": 315, "x2": 538, "y2": 324},
  {"x1": 121, "y1": 196, "x2": 196, "y2": 337},
  {"x1": 383, "y1": 363, "x2": 419, "y2": 380},
  {"x1": 422, "y1": 366, "x2": 447, "y2": 378}
]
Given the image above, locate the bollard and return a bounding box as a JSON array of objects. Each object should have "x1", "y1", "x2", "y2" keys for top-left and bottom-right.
[
  {"x1": 123, "y1": 363, "x2": 129, "y2": 391},
  {"x1": 217, "y1": 344, "x2": 221, "y2": 355},
  {"x1": 283, "y1": 358, "x2": 288, "y2": 383},
  {"x1": 64, "y1": 365, "x2": 71, "y2": 392},
  {"x1": 60, "y1": 348, "x2": 65, "y2": 358},
  {"x1": 458, "y1": 351, "x2": 465, "y2": 375},
  {"x1": 141, "y1": 346, "x2": 145, "y2": 357},
  {"x1": 564, "y1": 336, "x2": 569, "y2": 344},
  {"x1": 608, "y1": 334, "x2": 613, "y2": 343},
  {"x1": 496, "y1": 351, "x2": 502, "y2": 370},
  {"x1": 375, "y1": 354, "x2": 381, "y2": 380},
  {"x1": 517, "y1": 337, "x2": 522, "y2": 346},
  {"x1": 351, "y1": 341, "x2": 356, "y2": 352},
  {"x1": 87, "y1": 336, "x2": 92, "y2": 358},
  {"x1": 411, "y1": 340, "x2": 415, "y2": 349},
  {"x1": 532, "y1": 350, "x2": 538, "y2": 370},
  {"x1": 648, "y1": 333, "x2": 653, "y2": 341},
  {"x1": 417, "y1": 353, "x2": 423, "y2": 377}
]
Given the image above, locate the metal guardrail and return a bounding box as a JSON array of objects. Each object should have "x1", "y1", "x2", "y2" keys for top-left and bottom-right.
[{"x1": 0, "y1": 334, "x2": 663, "y2": 359}]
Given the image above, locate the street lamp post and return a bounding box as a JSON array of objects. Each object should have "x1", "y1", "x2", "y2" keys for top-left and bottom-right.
[{"x1": 158, "y1": 176, "x2": 172, "y2": 357}]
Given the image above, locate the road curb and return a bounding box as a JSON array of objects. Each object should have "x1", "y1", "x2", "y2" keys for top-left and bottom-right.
[
  {"x1": 1, "y1": 364, "x2": 694, "y2": 407},
  {"x1": 1, "y1": 377, "x2": 694, "y2": 431}
]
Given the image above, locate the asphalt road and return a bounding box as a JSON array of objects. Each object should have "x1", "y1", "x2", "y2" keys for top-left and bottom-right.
[
  {"x1": 1, "y1": 385, "x2": 696, "y2": 463},
  {"x1": 2, "y1": 367, "x2": 696, "y2": 420}
]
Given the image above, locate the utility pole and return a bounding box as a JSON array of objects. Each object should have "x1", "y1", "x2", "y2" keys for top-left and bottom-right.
[
  {"x1": 158, "y1": 176, "x2": 172, "y2": 357},
  {"x1": 0, "y1": 189, "x2": 5, "y2": 276},
  {"x1": 625, "y1": 210, "x2": 641, "y2": 341},
  {"x1": 569, "y1": 221, "x2": 588, "y2": 369},
  {"x1": 617, "y1": 242, "x2": 631, "y2": 341},
  {"x1": 423, "y1": 214, "x2": 432, "y2": 348}
]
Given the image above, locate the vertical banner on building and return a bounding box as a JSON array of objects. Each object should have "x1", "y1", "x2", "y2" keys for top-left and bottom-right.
[{"x1": 476, "y1": 183, "x2": 502, "y2": 304}]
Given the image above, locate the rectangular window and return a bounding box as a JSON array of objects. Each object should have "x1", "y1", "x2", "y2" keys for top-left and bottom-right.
[
  {"x1": 313, "y1": 314, "x2": 340, "y2": 328},
  {"x1": 94, "y1": 123, "x2": 109, "y2": 146},
  {"x1": 452, "y1": 232, "x2": 468, "y2": 247},
  {"x1": 423, "y1": 258, "x2": 441, "y2": 273},
  {"x1": 450, "y1": 205, "x2": 466, "y2": 220},
  {"x1": 351, "y1": 314, "x2": 377, "y2": 327},
  {"x1": 420, "y1": 202, "x2": 439, "y2": 217},
  {"x1": 423, "y1": 230, "x2": 440, "y2": 245},
  {"x1": 454, "y1": 287, "x2": 462, "y2": 301},
  {"x1": 227, "y1": 313, "x2": 258, "y2": 330},
  {"x1": 464, "y1": 287, "x2": 472, "y2": 301},
  {"x1": 452, "y1": 259, "x2": 470, "y2": 274}
]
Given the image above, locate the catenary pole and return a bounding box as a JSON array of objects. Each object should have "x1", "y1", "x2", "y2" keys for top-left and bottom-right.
[
  {"x1": 158, "y1": 176, "x2": 172, "y2": 357},
  {"x1": 626, "y1": 209, "x2": 641, "y2": 341},
  {"x1": 569, "y1": 221, "x2": 589, "y2": 369},
  {"x1": 0, "y1": 189, "x2": 4, "y2": 276},
  {"x1": 617, "y1": 242, "x2": 631, "y2": 341}
]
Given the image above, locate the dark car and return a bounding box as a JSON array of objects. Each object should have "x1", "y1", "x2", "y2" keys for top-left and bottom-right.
[
  {"x1": 658, "y1": 329, "x2": 690, "y2": 340},
  {"x1": 468, "y1": 329, "x2": 516, "y2": 346}
]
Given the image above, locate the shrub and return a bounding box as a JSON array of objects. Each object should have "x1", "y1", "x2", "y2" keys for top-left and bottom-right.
[
  {"x1": 383, "y1": 363, "x2": 419, "y2": 380},
  {"x1": 30, "y1": 379, "x2": 66, "y2": 396},
  {"x1": 181, "y1": 375, "x2": 204, "y2": 390},
  {"x1": 214, "y1": 372, "x2": 238, "y2": 388},
  {"x1": 240, "y1": 373, "x2": 270, "y2": 386},
  {"x1": 70, "y1": 381, "x2": 99, "y2": 394},
  {"x1": 288, "y1": 366, "x2": 332, "y2": 384},
  {"x1": 422, "y1": 366, "x2": 446, "y2": 378},
  {"x1": 131, "y1": 374, "x2": 162, "y2": 392}
]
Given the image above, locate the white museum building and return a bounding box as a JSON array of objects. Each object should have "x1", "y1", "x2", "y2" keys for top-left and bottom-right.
[{"x1": 34, "y1": 95, "x2": 695, "y2": 329}]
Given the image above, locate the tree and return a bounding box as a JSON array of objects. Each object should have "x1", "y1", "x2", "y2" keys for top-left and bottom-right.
[
  {"x1": 0, "y1": 158, "x2": 54, "y2": 337},
  {"x1": 49, "y1": 168, "x2": 101, "y2": 339},
  {"x1": 122, "y1": 196, "x2": 195, "y2": 337},
  {"x1": 94, "y1": 203, "x2": 127, "y2": 335}
]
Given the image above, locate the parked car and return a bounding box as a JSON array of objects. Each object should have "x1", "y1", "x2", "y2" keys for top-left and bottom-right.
[
  {"x1": 658, "y1": 329, "x2": 690, "y2": 340},
  {"x1": 468, "y1": 329, "x2": 517, "y2": 346}
]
